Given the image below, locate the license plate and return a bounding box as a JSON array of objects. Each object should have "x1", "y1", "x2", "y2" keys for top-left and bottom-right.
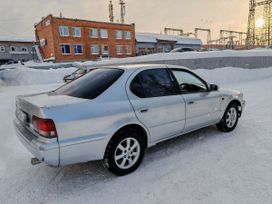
[{"x1": 17, "y1": 109, "x2": 27, "y2": 123}]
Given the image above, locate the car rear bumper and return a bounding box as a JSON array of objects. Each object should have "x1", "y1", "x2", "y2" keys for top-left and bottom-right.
[{"x1": 14, "y1": 118, "x2": 59, "y2": 167}]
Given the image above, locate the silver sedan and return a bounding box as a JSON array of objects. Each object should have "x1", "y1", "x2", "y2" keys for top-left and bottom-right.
[{"x1": 14, "y1": 64, "x2": 245, "y2": 175}]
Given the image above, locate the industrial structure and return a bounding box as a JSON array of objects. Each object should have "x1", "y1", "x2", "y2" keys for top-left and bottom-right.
[
  {"x1": 195, "y1": 28, "x2": 211, "y2": 45},
  {"x1": 219, "y1": 30, "x2": 247, "y2": 48},
  {"x1": 109, "y1": 0, "x2": 114, "y2": 23},
  {"x1": 119, "y1": 0, "x2": 126, "y2": 24},
  {"x1": 247, "y1": 0, "x2": 272, "y2": 47},
  {"x1": 164, "y1": 28, "x2": 184, "y2": 36},
  {"x1": 108, "y1": 0, "x2": 126, "y2": 24}
]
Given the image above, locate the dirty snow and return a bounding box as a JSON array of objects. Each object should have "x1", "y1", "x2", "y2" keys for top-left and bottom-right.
[{"x1": 0, "y1": 67, "x2": 272, "y2": 204}]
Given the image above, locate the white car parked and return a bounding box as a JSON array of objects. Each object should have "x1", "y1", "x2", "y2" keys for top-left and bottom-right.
[{"x1": 14, "y1": 64, "x2": 245, "y2": 175}]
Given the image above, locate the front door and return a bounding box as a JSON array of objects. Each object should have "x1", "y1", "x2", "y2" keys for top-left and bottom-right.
[
  {"x1": 170, "y1": 68, "x2": 221, "y2": 131},
  {"x1": 127, "y1": 68, "x2": 186, "y2": 144}
]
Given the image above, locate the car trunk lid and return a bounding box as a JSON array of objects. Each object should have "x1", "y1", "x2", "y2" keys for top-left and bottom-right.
[{"x1": 15, "y1": 92, "x2": 87, "y2": 127}]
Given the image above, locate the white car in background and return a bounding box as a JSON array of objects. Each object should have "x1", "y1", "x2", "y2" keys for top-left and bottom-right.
[
  {"x1": 14, "y1": 64, "x2": 245, "y2": 175},
  {"x1": 63, "y1": 67, "x2": 93, "y2": 83},
  {"x1": 170, "y1": 47, "x2": 197, "y2": 53}
]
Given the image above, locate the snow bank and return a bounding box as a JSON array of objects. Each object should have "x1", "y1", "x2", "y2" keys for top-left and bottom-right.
[
  {"x1": 81, "y1": 49, "x2": 272, "y2": 66},
  {"x1": 1, "y1": 63, "x2": 272, "y2": 87},
  {"x1": 0, "y1": 65, "x2": 76, "y2": 86}
]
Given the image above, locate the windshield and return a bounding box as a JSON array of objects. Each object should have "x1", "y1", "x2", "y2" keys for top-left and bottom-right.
[{"x1": 53, "y1": 68, "x2": 124, "y2": 99}]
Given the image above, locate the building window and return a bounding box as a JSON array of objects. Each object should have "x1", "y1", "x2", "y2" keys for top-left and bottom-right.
[
  {"x1": 100, "y1": 29, "x2": 108, "y2": 38},
  {"x1": 116, "y1": 45, "x2": 123, "y2": 55},
  {"x1": 21, "y1": 47, "x2": 28, "y2": 52},
  {"x1": 116, "y1": 30, "x2": 123, "y2": 39},
  {"x1": 72, "y1": 27, "x2": 81, "y2": 37},
  {"x1": 102, "y1": 45, "x2": 109, "y2": 55},
  {"x1": 40, "y1": 39, "x2": 46, "y2": 47},
  {"x1": 10, "y1": 46, "x2": 16, "y2": 52},
  {"x1": 0, "y1": 46, "x2": 5, "y2": 52},
  {"x1": 73, "y1": 44, "x2": 83, "y2": 55},
  {"x1": 90, "y1": 28, "x2": 98, "y2": 38},
  {"x1": 45, "y1": 20, "x2": 51, "y2": 26},
  {"x1": 90, "y1": 45, "x2": 99, "y2": 55},
  {"x1": 125, "y1": 45, "x2": 132, "y2": 55},
  {"x1": 60, "y1": 44, "x2": 71, "y2": 55},
  {"x1": 125, "y1": 31, "x2": 131, "y2": 40},
  {"x1": 59, "y1": 26, "x2": 69, "y2": 36}
]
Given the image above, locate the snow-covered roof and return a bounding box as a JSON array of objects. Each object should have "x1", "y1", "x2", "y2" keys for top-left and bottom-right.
[
  {"x1": 136, "y1": 32, "x2": 202, "y2": 45},
  {"x1": 0, "y1": 35, "x2": 35, "y2": 43}
]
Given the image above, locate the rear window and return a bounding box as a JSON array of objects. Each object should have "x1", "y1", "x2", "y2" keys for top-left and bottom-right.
[{"x1": 53, "y1": 68, "x2": 124, "y2": 99}]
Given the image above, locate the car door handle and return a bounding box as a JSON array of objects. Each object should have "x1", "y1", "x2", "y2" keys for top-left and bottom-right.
[
  {"x1": 188, "y1": 101, "x2": 195, "y2": 105},
  {"x1": 139, "y1": 108, "x2": 149, "y2": 113}
]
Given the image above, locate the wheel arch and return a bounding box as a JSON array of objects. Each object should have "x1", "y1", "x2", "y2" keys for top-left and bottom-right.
[
  {"x1": 104, "y1": 124, "x2": 149, "y2": 159},
  {"x1": 228, "y1": 99, "x2": 242, "y2": 117}
]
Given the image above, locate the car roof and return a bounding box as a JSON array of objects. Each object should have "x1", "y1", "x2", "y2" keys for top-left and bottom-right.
[{"x1": 98, "y1": 64, "x2": 192, "y2": 72}]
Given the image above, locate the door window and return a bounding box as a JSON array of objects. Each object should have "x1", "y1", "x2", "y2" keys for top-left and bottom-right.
[
  {"x1": 130, "y1": 69, "x2": 178, "y2": 98},
  {"x1": 171, "y1": 69, "x2": 208, "y2": 93}
]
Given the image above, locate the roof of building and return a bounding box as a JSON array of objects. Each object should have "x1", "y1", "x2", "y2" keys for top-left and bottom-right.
[
  {"x1": 136, "y1": 32, "x2": 202, "y2": 45},
  {"x1": 0, "y1": 35, "x2": 35, "y2": 43},
  {"x1": 35, "y1": 14, "x2": 135, "y2": 27}
]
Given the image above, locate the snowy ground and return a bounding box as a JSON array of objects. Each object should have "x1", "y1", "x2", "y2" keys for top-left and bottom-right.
[{"x1": 0, "y1": 67, "x2": 272, "y2": 204}]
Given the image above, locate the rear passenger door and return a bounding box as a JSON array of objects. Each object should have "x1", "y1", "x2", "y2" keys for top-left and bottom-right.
[{"x1": 127, "y1": 67, "x2": 186, "y2": 144}]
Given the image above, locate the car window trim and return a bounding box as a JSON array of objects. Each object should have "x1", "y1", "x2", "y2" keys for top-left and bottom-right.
[{"x1": 168, "y1": 68, "x2": 209, "y2": 95}]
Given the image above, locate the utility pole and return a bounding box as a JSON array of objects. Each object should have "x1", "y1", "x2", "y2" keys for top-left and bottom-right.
[
  {"x1": 246, "y1": 0, "x2": 272, "y2": 47},
  {"x1": 109, "y1": 0, "x2": 114, "y2": 23},
  {"x1": 119, "y1": 0, "x2": 126, "y2": 24},
  {"x1": 246, "y1": 0, "x2": 256, "y2": 47}
]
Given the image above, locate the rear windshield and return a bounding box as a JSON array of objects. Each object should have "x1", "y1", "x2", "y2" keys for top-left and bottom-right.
[{"x1": 53, "y1": 68, "x2": 124, "y2": 99}]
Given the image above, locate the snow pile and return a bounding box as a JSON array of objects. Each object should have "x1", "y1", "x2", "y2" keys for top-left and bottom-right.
[
  {"x1": 0, "y1": 61, "x2": 79, "y2": 70},
  {"x1": 0, "y1": 65, "x2": 76, "y2": 86},
  {"x1": 23, "y1": 60, "x2": 55, "y2": 67},
  {"x1": 1, "y1": 63, "x2": 272, "y2": 87},
  {"x1": 81, "y1": 49, "x2": 272, "y2": 66}
]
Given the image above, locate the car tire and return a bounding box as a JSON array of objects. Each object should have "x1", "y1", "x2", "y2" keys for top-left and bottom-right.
[
  {"x1": 103, "y1": 128, "x2": 146, "y2": 176},
  {"x1": 217, "y1": 103, "x2": 239, "y2": 132}
]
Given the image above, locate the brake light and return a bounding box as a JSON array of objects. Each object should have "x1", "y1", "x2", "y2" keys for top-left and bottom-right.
[{"x1": 32, "y1": 116, "x2": 58, "y2": 138}]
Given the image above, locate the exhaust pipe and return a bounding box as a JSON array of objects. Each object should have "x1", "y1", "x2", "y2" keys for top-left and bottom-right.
[{"x1": 31, "y1": 157, "x2": 42, "y2": 165}]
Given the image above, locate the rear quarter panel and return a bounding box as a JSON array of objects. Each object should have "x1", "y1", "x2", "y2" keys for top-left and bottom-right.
[{"x1": 42, "y1": 68, "x2": 147, "y2": 165}]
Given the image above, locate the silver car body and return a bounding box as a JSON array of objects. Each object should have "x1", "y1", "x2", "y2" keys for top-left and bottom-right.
[{"x1": 14, "y1": 64, "x2": 245, "y2": 167}]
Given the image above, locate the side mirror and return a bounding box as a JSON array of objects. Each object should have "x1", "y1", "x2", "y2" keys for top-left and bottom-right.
[{"x1": 209, "y1": 84, "x2": 219, "y2": 91}]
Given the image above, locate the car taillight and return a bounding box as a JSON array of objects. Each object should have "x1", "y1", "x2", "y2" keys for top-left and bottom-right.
[{"x1": 32, "y1": 116, "x2": 58, "y2": 138}]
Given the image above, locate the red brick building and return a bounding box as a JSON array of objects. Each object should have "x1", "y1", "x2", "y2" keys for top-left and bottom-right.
[{"x1": 35, "y1": 15, "x2": 136, "y2": 62}]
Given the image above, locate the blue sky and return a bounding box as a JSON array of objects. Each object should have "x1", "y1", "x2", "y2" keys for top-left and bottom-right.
[{"x1": 0, "y1": 0, "x2": 249, "y2": 41}]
